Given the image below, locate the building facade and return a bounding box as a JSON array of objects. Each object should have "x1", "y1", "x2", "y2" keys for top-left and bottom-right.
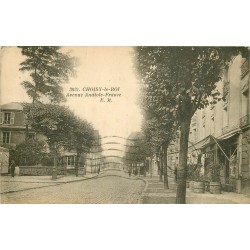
[
  {"x1": 0, "y1": 102, "x2": 45, "y2": 146},
  {"x1": 168, "y1": 51, "x2": 250, "y2": 194}
]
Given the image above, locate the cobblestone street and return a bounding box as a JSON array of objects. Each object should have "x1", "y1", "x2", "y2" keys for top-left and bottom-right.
[{"x1": 0, "y1": 170, "x2": 145, "y2": 204}]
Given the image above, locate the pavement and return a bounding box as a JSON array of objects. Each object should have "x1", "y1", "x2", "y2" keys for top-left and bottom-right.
[
  {"x1": 0, "y1": 172, "x2": 99, "y2": 194},
  {"x1": 2, "y1": 170, "x2": 250, "y2": 204},
  {"x1": 139, "y1": 175, "x2": 250, "y2": 204},
  {"x1": 1, "y1": 169, "x2": 144, "y2": 204}
]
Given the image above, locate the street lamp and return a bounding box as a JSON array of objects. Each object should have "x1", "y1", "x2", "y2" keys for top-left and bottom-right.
[
  {"x1": 52, "y1": 141, "x2": 58, "y2": 180},
  {"x1": 51, "y1": 125, "x2": 58, "y2": 180}
]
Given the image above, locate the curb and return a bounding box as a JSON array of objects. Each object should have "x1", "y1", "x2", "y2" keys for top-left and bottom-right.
[
  {"x1": 0, "y1": 172, "x2": 144, "y2": 195},
  {"x1": 0, "y1": 174, "x2": 99, "y2": 195},
  {"x1": 136, "y1": 177, "x2": 149, "y2": 204}
]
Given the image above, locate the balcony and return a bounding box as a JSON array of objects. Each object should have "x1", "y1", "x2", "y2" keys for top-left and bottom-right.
[
  {"x1": 222, "y1": 123, "x2": 240, "y2": 134},
  {"x1": 241, "y1": 59, "x2": 249, "y2": 79},
  {"x1": 240, "y1": 114, "x2": 250, "y2": 127}
]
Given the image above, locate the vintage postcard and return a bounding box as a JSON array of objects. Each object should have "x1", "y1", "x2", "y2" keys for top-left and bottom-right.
[{"x1": 0, "y1": 46, "x2": 249, "y2": 204}]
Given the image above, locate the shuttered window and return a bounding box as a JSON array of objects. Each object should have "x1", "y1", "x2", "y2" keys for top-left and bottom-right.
[
  {"x1": 10, "y1": 112, "x2": 15, "y2": 124},
  {"x1": 3, "y1": 132, "x2": 11, "y2": 143},
  {"x1": 0, "y1": 112, "x2": 15, "y2": 124}
]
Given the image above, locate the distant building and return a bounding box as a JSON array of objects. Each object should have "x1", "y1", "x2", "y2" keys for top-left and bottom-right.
[
  {"x1": 168, "y1": 51, "x2": 250, "y2": 194},
  {"x1": 85, "y1": 130, "x2": 102, "y2": 173}
]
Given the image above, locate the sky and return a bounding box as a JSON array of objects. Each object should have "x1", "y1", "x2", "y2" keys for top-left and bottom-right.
[
  {"x1": 0, "y1": 46, "x2": 143, "y2": 138},
  {"x1": 0, "y1": 46, "x2": 143, "y2": 157}
]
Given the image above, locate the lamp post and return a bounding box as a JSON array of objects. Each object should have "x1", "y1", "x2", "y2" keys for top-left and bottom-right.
[
  {"x1": 51, "y1": 125, "x2": 58, "y2": 180},
  {"x1": 52, "y1": 142, "x2": 57, "y2": 180}
]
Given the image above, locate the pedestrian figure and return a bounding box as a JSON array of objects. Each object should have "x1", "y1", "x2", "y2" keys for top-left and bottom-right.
[
  {"x1": 97, "y1": 166, "x2": 100, "y2": 175},
  {"x1": 134, "y1": 168, "x2": 138, "y2": 176},
  {"x1": 10, "y1": 160, "x2": 16, "y2": 177},
  {"x1": 128, "y1": 167, "x2": 131, "y2": 177}
]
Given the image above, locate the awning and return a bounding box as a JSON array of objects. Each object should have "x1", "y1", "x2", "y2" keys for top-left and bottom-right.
[
  {"x1": 188, "y1": 135, "x2": 212, "y2": 151},
  {"x1": 216, "y1": 128, "x2": 241, "y2": 141}
]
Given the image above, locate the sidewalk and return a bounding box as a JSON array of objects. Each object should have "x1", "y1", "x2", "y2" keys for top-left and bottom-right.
[
  {"x1": 0, "y1": 173, "x2": 98, "y2": 194},
  {"x1": 140, "y1": 175, "x2": 250, "y2": 204}
]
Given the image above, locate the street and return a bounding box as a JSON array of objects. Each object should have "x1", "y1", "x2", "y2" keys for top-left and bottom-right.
[
  {"x1": 0, "y1": 170, "x2": 145, "y2": 204},
  {"x1": 2, "y1": 169, "x2": 250, "y2": 204}
]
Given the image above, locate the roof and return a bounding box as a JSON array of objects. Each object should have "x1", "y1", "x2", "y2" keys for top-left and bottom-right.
[{"x1": 0, "y1": 102, "x2": 23, "y2": 111}]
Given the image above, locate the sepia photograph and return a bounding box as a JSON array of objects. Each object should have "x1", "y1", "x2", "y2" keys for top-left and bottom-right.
[
  {"x1": 1, "y1": 46, "x2": 250, "y2": 204},
  {"x1": 1, "y1": 2, "x2": 250, "y2": 250}
]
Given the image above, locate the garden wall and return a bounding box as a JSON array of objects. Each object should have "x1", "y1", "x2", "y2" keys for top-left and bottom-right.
[{"x1": 19, "y1": 165, "x2": 67, "y2": 176}]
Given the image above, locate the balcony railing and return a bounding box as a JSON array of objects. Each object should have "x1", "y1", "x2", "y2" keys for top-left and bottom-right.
[
  {"x1": 241, "y1": 59, "x2": 249, "y2": 79},
  {"x1": 240, "y1": 114, "x2": 250, "y2": 127}
]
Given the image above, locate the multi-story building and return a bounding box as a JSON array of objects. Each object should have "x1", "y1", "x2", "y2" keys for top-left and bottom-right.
[
  {"x1": 168, "y1": 51, "x2": 250, "y2": 194},
  {"x1": 0, "y1": 102, "x2": 45, "y2": 146}
]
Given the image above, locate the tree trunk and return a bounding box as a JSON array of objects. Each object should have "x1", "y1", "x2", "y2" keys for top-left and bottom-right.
[
  {"x1": 150, "y1": 158, "x2": 153, "y2": 178},
  {"x1": 32, "y1": 67, "x2": 37, "y2": 104},
  {"x1": 159, "y1": 159, "x2": 163, "y2": 182},
  {"x1": 52, "y1": 145, "x2": 58, "y2": 180},
  {"x1": 25, "y1": 124, "x2": 29, "y2": 141},
  {"x1": 163, "y1": 145, "x2": 169, "y2": 189},
  {"x1": 176, "y1": 118, "x2": 191, "y2": 204}
]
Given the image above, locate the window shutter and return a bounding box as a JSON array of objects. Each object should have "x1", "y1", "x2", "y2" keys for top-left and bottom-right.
[
  {"x1": 10, "y1": 112, "x2": 15, "y2": 124},
  {"x1": 0, "y1": 112, "x2": 3, "y2": 124}
]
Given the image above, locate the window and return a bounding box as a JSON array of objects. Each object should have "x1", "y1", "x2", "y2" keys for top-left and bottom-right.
[
  {"x1": 223, "y1": 106, "x2": 229, "y2": 127},
  {"x1": 241, "y1": 89, "x2": 249, "y2": 117},
  {"x1": 211, "y1": 117, "x2": 215, "y2": 135},
  {"x1": 0, "y1": 112, "x2": 15, "y2": 124},
  {"x1": 202, "y1": 124, "x2": 206, "y2": 138},
  {"x1": 28, "y1": 133, "x2": 36, "y2": 140},
  {"x1": 193, "y1": 127, "x2": 197, "y2": 141},
  {"x1": 67, "y1": 156, "x2": 75, "y2": 168},
  {"x1": 3, "y1": 132, "x2": 10, "y2": 143},
  {"x1": 4, "y1": 113, "x2": 11, "y2": 124}
]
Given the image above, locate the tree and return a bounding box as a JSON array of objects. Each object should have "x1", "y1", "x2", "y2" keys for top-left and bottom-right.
[
  {"x1": 67, "y1": 117, "x2": 96, "y2": 176},
  {"x1": 124, "y1": 132, "x2": 150, "y2": 176},
  {"x1": 23, "y1": 103, "x2": 96, "y2": 176},
  {"x1": 135, "y1": 46, "x2": 247, "y2": 203},
  {"x1": 142, "y1": 116, "x2": 177, "y2": 188},
  {"x1": 23, "y1": 103, "x2": 76, "y2": 150},
  {"x1": 10, "y1": 140, "x2": 47, "y2": 166},
  {"x1": 140, "y1": 81, "x2": 178, "y2": 187},
  {"x1": 18, "y1": 46, "x2": 78, "y2": 104}
]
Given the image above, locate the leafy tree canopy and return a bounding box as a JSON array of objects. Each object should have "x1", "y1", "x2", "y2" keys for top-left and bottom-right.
[
  {"x1": 135, "y1": 46, "x2": 247, "y2": 121},
  {"x1": 18, "y1": 46, "x2": 79, "y2": 104},
  {"x1": 10, "y1": 139, "x2": 47, "y2": 166},
  {"x1": 124, "y1": 132, "x2": 150, "y2": 165},
  {"x1": 23, "y1": 103, "x2": 96, "y2": 155}
]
